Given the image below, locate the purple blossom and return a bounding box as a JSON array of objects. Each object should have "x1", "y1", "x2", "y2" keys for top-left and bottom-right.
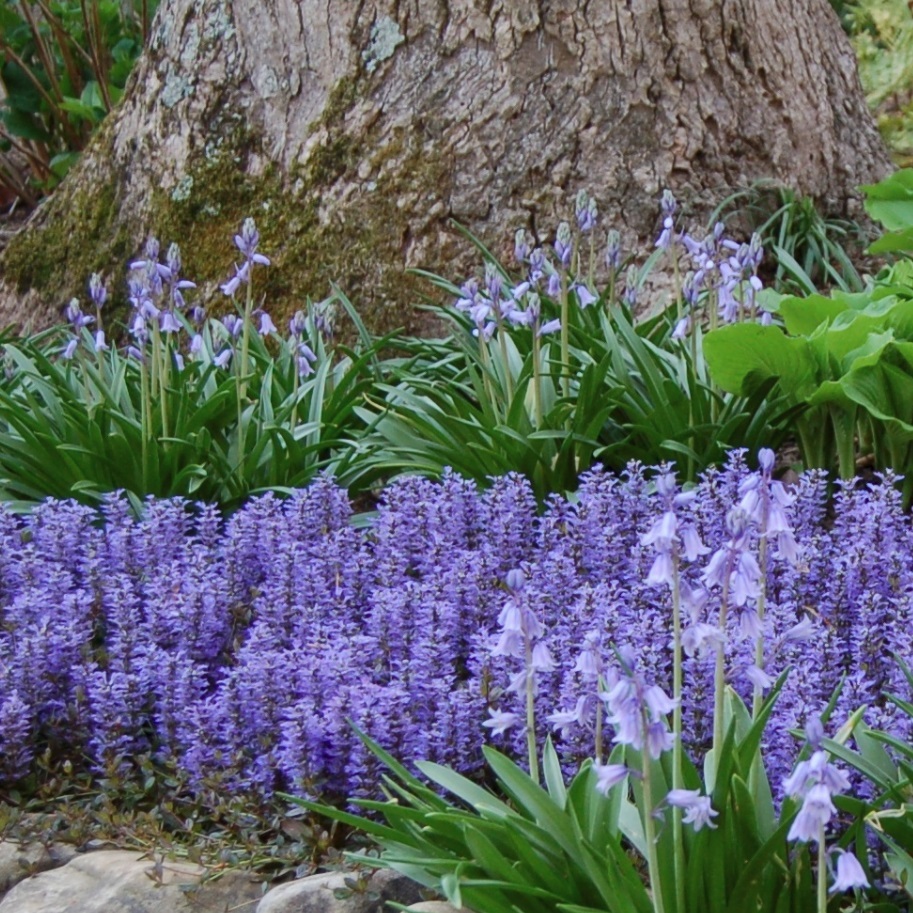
[
  {"x1": 666, "y1": 788, "x2": 718, "y2": 830},
  {"x1": 830, "y1": 850, "x2": 869, "y2": 893}
]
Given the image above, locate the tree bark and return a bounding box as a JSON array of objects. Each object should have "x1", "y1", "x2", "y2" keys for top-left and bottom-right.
[{"x1": 0, "y1": 0, "x2": 892, "y2": 334}]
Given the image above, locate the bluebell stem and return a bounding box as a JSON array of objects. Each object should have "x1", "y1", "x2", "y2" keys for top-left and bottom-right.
[
  {"x1": 604, "y1": 229, "x2": 622, "y2": 307},
  {"x1": 641, "y1": 467, "x2": 707, "y2": 911}
]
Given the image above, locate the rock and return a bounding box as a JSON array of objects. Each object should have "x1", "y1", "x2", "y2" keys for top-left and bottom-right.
[
  {"x1": 0, "y1": 849, "x2": 263, "y2": 913},
  {"x1": 256, "y1": 867, "x2": 422, "y2": 913},
  {"x1": 0, "y1": 840, "x2": 77, "y2": 897}
]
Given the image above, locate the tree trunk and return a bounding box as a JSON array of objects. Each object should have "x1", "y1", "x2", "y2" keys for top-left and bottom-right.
[{"x1": 0, "y1": 0, "x2": 892, "y2": 334}]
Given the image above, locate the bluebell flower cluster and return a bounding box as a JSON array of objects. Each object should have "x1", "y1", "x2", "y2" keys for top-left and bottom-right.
[{"x1": 0, "y1": 458, "x2": 912, "y2": 803}]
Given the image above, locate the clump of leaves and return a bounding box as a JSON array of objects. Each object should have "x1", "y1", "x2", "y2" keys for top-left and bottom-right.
[
  {"x1": 710, "y1": 181, "x2": 867, "y2": 295},
  {"x1": 0, "y1": 749, "x2": 350, "y2": 882},
  {"x1": 0, "y1": 0, "x2": 158, "y2": 206}
]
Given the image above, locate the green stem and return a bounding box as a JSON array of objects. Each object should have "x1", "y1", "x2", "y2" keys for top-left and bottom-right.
[
  {"x1": 817, "y1": 828, "x2": 827, "y2": 913},
  {"x1": 641, "y1": 732, "x2": 666, "y2": 913},
  {"x1": 290, "y1": 363, "x2": 299, "y2": 436},
  {"x1": 749, "y1": 504, "x2": 769, "y2": 798},
  {"x1": 532, "y1": 329, "x2": 543, "y2": 428},
  {"x1": 236, "y1": 275, "x2": 255, "y2": 483},
  {"x1": 560, "y1": 275, "x2": 570, "y2": 401},
  {"x1": 833, "y1": 405, "x2": 857, "y2": 480},
  {"x1": 594, "y1": 686, "x2": 604, "y2": 765},
  {"x1": 588, "y1": 234, "x2": 596, "y2": 288},
  {"x1": 140, "y1": 359, "x2": 150, "y2": 486},
  {"x1": 670, "y1": 552, "x2": 685, "y2": 913},
  {"x1": 672, "y1": 254, "x2": 682, "y2": 322},
  {"x1": 497, "y1": 316, "x2": 514, "y2": 403},
  {"x1": 479, "y1": 336, "x2": 498, "y2": 419},
  {"x1": 525, "y1": 638, "x2": 539, "y2": 785},
  {"x1": 712, "y1": 570, "x2": 732, "y2": 771},
  {"x1": 159, "y1": 335, "x2": 170, "y2": 443}
]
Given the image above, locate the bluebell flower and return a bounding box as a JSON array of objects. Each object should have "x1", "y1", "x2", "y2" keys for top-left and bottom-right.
[
  {"x1": 573, "y1": 283, "x2": 598, "y2": 308},
  {"x1": 257, "y1": 311, "x2": 278, "y2": 336},
  {"x1": 297, "y1": 343, "x2": 317, "y2": 378},
  {"x1": 575, "y1": 190, "x2": 598, "y2": 233},
  {"x1": 88, "y1": 273, "x2": 107, "y2": 309},
  {"x1": 538, "y1": 318, "x2": 562, "y2": 337},
  {"x1": 159, "y1": 310, "x2": 181, "y2": 334},
  {"x1": 514, "y1": 228, "x2": 531, "y2": 265},
  {"x1": 830, "y1": 850, "x2": 869, "y2": 893},
  {"x1": 483, "y1": 709, "x2": 521, "y2": 737},
  {"x1": 554, "y1": 222, "x2": 573, "y2": 267},
  {"x1": 593, "y1": 761, "x2": 628, "y2": 794},
  {"x1": 666, "y1": 788, "x2": 718, "y2": 830},
  {"x1": 234, "y1": 217, "x2": 271, "y2": 267},
  {"x1": 604, "y1": 230, "x2": 621, "y2": 270}
]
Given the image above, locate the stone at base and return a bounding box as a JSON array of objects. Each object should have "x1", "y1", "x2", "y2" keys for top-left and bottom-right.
[
  {"x1": 0, "y1": 849, "x2": 263, "y2": 913},
  {"x1": 0, "y1": 840, "x2": 77, "y2": 896},
  {"x1": 256, "y1": 867, "x2": 422, "y2": 913}
]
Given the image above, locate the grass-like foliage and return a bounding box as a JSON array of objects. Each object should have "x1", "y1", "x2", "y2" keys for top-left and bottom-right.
[
  {"x1": 352, "y1": 202, "x2": 793, "y2": 499},
  {"x1": 710, "y1": 182, "x2": 866, "y2": 295},
  {"x1": 0, "y1": 225, "x2": 387, "y2": 511}
]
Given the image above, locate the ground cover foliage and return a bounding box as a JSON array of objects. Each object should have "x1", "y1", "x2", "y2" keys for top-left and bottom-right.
[{"x1": 1, "y1": 457, "x2": 913, "y2": 901}]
